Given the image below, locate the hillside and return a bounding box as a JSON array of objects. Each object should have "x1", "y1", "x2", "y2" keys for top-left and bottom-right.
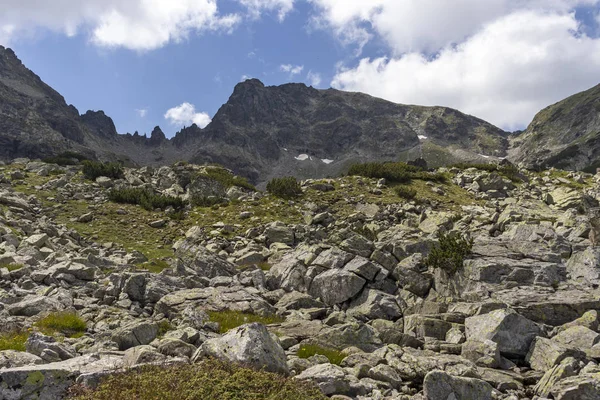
[
  {"x1": 509, "y1": 83, "x2": 600, "y2": 171},
  {"x1": 1, "y1": 159, "x2": 600, "y2": 399}
]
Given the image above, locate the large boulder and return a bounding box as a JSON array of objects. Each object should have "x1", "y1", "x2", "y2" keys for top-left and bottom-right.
[
  {"x1": 423, "y1": 370, "x2": 494, "y2": 400},
  {"x1": 347, "y1": 289, "x2": 402, "y2": 321},
  {"x1": 526, "y1": 337, "x2": 586, "y2": 371},
  {"x1": 7, "y1": 296, "x2": 64, "y2": 317},
  {"x1": 567, "y1": 248, "x2": 600, "y2": 283},
  {"x1": 175, "y1": 240, "x2": 237, "y2": 278},
  {"x1": 111, "y1": 321, "x2": 158, "y2": 350},
  {"x1": 465, "y1": 308, "x2": 542, "y2": 358},
  {"x1": 295, "y1": 364, "x2": 352, "y2": 396},
  {"x1": 550, "y1": 372, "x2": 600, "y2": 400},
  {"x1": 195, "y1": 323, "x2": 289, "y2": 375},
  {"x1": 308, "y1": 269, "x2": 365, "y2": 306},
  {"x1": 552, "y1": 326, "x2": 600, "y2": 349}
]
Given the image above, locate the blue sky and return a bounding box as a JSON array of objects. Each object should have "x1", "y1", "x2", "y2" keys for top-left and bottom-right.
[{"x1": 2, "y1": 0, "x2": 600, "y2": 137}]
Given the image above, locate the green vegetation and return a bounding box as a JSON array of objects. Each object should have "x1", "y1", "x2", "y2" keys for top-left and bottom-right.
[
  {"x1": 43, "y1": 151, "x2": 89, "y2": 166},
  {"x1": 190, "y1": 195, "x2": 228, "y2": 208},
  {"x1": 267, "y1": 176, "x2": 303, "y2": 199},
  {"x1": 70, "y1": 359, "x2": 327, "y2": 400},
  {"x1": 425, "y1": 231, "x2": 474, "y2": 275},
  {"x1": 4, "y1": 263, "x2": 24, "y2": 272},
  {"x1": 451, "y1": 162, "x2": 522, "y2": 183},
  {"x1": 82, "y1": 161, "x2": 124, "y2": 180},
  {"x1": 157, "y1": 320, "x2": 175, "y2": 337},
  {"x1": 394, "y1": 185, "x2": 417, "y2": 200},
  {"x1": 108, "y1": 187, "x2": 185, "y2": 211},
  {"x1": 196, "y1": 168, "x2": 256, "y2": 191},
  {"x1": 0, "y1": 331, "x2": 28, "y2": 351},
  {"x1": 136, "y1": 259, "x2": 171, "y2": 274},
  {"x1": 348, "y1": 161, "x2": 446, "y2": 184},
  {"x1": 297, "y1": 344, "x2": 345, "y2": 365},
  {"x1": 34, "y1": 312, "x2": 87, "y2": 338},
  {"x1": 207, "y1": 311, "x2": 285, "y2": 334}
]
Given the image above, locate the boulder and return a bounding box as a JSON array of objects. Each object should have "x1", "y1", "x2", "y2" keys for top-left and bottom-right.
[
  {"x1": 423, "y1": 370, "x2": 494, "y2": 400},
  {"x1": 550, "y1": 372, "x2": 600, "y2": 400},
  {"x1": 175, "y1": 240, "x2": 237, "y2": 278},
  {"x1": 347, "y1": 289, "x2": 402, "y2": 321},
  {"x1": 526, "y1": 337, "x2": 586, "y2": 371},
  {"x1": 465, "y1": 308, "x2": 542, "y2": 358},
  {"x1": 7, "y1": 296, "x2": 64, "y2": 317},
  {"x1": 195, "y1": 323, "x2": 288, "y2": 375},
  {"x1": 111, "y1": 321, "x2": 158, "y2": 350},
  {"x1": 552, "y1": 326, "x2": 600, "y2": 349},
  {"x1": 0, "y1": 350, "x2": 43, "y2": 369},
  {"x1": 309, "y1": 269, "x2": 365, "y2": 306},
  {"x1": 295, "y1": 364, "x2": 352, "y2": 396}
]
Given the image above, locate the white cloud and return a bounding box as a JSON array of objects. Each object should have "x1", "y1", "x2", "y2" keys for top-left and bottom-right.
[
  {"x1": 0, "y1": 0, "x2": 240, "y2": 50},
  {"x1": 136, "y1": 108, "x2": 148, "y2": 118},
  {"x1": 307, "y1": 70, "x2": 322, "y2": 87},
  {"x1": 331, "y1": 11, "x2": 600, "y2": 130},
  {"x1": 164, "y1": 102, "x2": 212, "y2": 128},
  {"x1": 241, "y1": 74, "x2": 253, "y2": 81},
  {"x1": 310, "y1": 0, "x2": 600, "y2": 54},
  {"x1": 238, "y1": 0, "x2": 295, "y2": 22},
  {"x1": 280, "y1": 64, "x2": 304, "y2": 76}
]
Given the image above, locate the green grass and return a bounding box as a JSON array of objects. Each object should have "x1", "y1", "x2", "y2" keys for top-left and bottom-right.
[
  {"x1": 394, "y1": 185, "x2": 417, "y2": 200},
  {"x1": 297, "y1": 344, "x2": 345, "y2": 365},
  {"x1": 348, "y1": 161, "x2": 447, "y2": 184},
  {"x1": 0, "y1": 331, "x2": 28, "y2": 351},
  {"x1": 136, "y1": 259, "x2": 171, "y2": 274},
  {"x1": 207, "y1": 311, "x2": 285, "y2": 334},
  {"x1": 34, "y1": 312, "x2": 87, "y2": 338},
  {"x1": 196, "y1": 167, "x2": 256, "y2": 192},
  {"x1": 70, "y1": 359, "x2": 326, "y2": 400},
  {"x1": 4, "y1": 263, "x2": 24, "y2": 272},
  {"x1": 157, "y1": 320, "x2": 175, "y2": 338}
]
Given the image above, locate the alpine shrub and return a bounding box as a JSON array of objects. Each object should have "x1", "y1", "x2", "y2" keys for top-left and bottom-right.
[
  {"x1": 82, "y1": 161, "x2": 124, "y2": 180},
  {"x1": 425, "y1": 231, "x2": 474, "y2": 275},
  {"x1": 108, "y1": 187, "x2": 185, "y2": 211},
  {"x1": 394, "y1": 185, "x2": 417, "y2": 200},
  {"x1": 267, "y1": 176, "x2": 303, "y2": 199}
]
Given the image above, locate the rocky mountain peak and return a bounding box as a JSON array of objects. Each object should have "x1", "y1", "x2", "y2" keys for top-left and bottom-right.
[
  {"x1": 148, "y1": 126, "x2": 167, "y2": 146},
  {"x1": 81, "y1": 110, "x2": 118, "y2": 138}
]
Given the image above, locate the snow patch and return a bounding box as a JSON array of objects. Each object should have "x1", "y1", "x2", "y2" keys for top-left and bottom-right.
[
  {"x1": 283, "y1": 148, "x2": 288, "y2": 151},
  {"x1": 295, "y1": 154, "x2": 309, "y2": 161},
  {"x1": 418, "y1": 135, "x2": 428, "y2": 140},
  {"x1": 322, "y1": 159, "x2": 334, "y2": 164},
  {"x1": 478, "y1": 154, "x2": 490, "y2": 159}
]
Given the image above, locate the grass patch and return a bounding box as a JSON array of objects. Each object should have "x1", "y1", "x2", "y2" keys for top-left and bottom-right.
[
  {"x1": 34, "y1": 312, "x2": 87, "y2": 338},
  {"x1": 4, "y1": 263, "x2": 24, "y2": 272},
  {"x1": 190, "y1": 195, "x2": 228, "y2": 208},
  {"x1": 207, "y1": 311, "x2": 285, "y2": 334},
  {"x1": 394, "y1": 185, "x2": 417, "y2": 200},
  {"x1": 297, "y1": 344, "x2": 345, "y2": 365},
  {"x1": 196, "y1": 168, "x2": 256, "y2": 192},
  {"x1": 82, "y1": 161, "x2": 124, "y2": 181},
  {"x1": 108, "y1": 187, "x2": 185, "y2": 211},
  {"x1": 0, "y1": 331, "x2": 28, "y2": 351},
  {"x1": 136, "y1": 260, "x2": 170, "y2": 274},
  {"x1": 157, "y1": 320, "x2": 175, "y2": 338},
  {"x1": 425, "y1": 231, "x2": 474, "y2": 275},
  {"x1": 70, "y1": 359, "x2": 326, "y2": 400},
  {"x1": 348, "y1": 161, "x2": 446, "y2": 184},
  {"x1": 267, "y1": 176, "x2": 303, "y2": 199}
]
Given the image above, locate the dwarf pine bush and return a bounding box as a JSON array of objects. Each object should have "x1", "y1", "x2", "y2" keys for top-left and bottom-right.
[{"x1": 266, "y1": 176, "x2": 303, "y2": 199}]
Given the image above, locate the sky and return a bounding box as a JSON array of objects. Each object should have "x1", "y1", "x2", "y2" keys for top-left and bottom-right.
[{"x1": 1, "y1": 0, "x2": 600, "y2": 137}]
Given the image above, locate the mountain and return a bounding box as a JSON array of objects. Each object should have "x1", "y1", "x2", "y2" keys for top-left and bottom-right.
[
  {"x1": 509, "y1": 84, "x2": 600, "y2": 171},
  {"x1": 0, "y1": 45, "x2": 511, "y2": 183}
]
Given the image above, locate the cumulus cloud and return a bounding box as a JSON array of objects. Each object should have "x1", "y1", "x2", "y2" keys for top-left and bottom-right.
[
  {"x1": 306, "y1": 70, "x2": 322, "y2": 87},
  {"x1": 0, "y1": 0, "x2": 240, "y2": 50},
  {"x1": 309, "y1": 0, "x2": 600, "y2": 54},
  {"x1": 164, "y1": 102, "x2": 212, "y2": 128},
  {"x1": 332, "y1": 11, "x2": 600, "y2": 130},
  {"x1": 238, "y1": 0, "x2": 295, "y2": 22},
  {"x1": 280, "y1": 64, "x2": 304, "y2": 76},
  {"x1": 136, "y1": 108, "x2": 148, "y2": 118}
]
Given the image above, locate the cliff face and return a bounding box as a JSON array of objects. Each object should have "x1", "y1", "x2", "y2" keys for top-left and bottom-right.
[{"x1": 509, "y1": 84, "x2": 600, "y2": 171}]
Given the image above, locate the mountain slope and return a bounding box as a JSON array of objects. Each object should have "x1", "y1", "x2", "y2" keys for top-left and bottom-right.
[
  {"x1": 509, "y1": 84, "x2": 600, "y2": 171},
  {"x1": 182, "y1": 79, "x2": 508, "y2": 182},
  {"x1": 0, "y1": 45, "x2": 509, "y2": 183}
]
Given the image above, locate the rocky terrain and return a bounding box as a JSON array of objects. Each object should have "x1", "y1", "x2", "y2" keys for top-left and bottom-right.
[{"x1": 1, "y1": 157, "x2": 600, "y2": 399}]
